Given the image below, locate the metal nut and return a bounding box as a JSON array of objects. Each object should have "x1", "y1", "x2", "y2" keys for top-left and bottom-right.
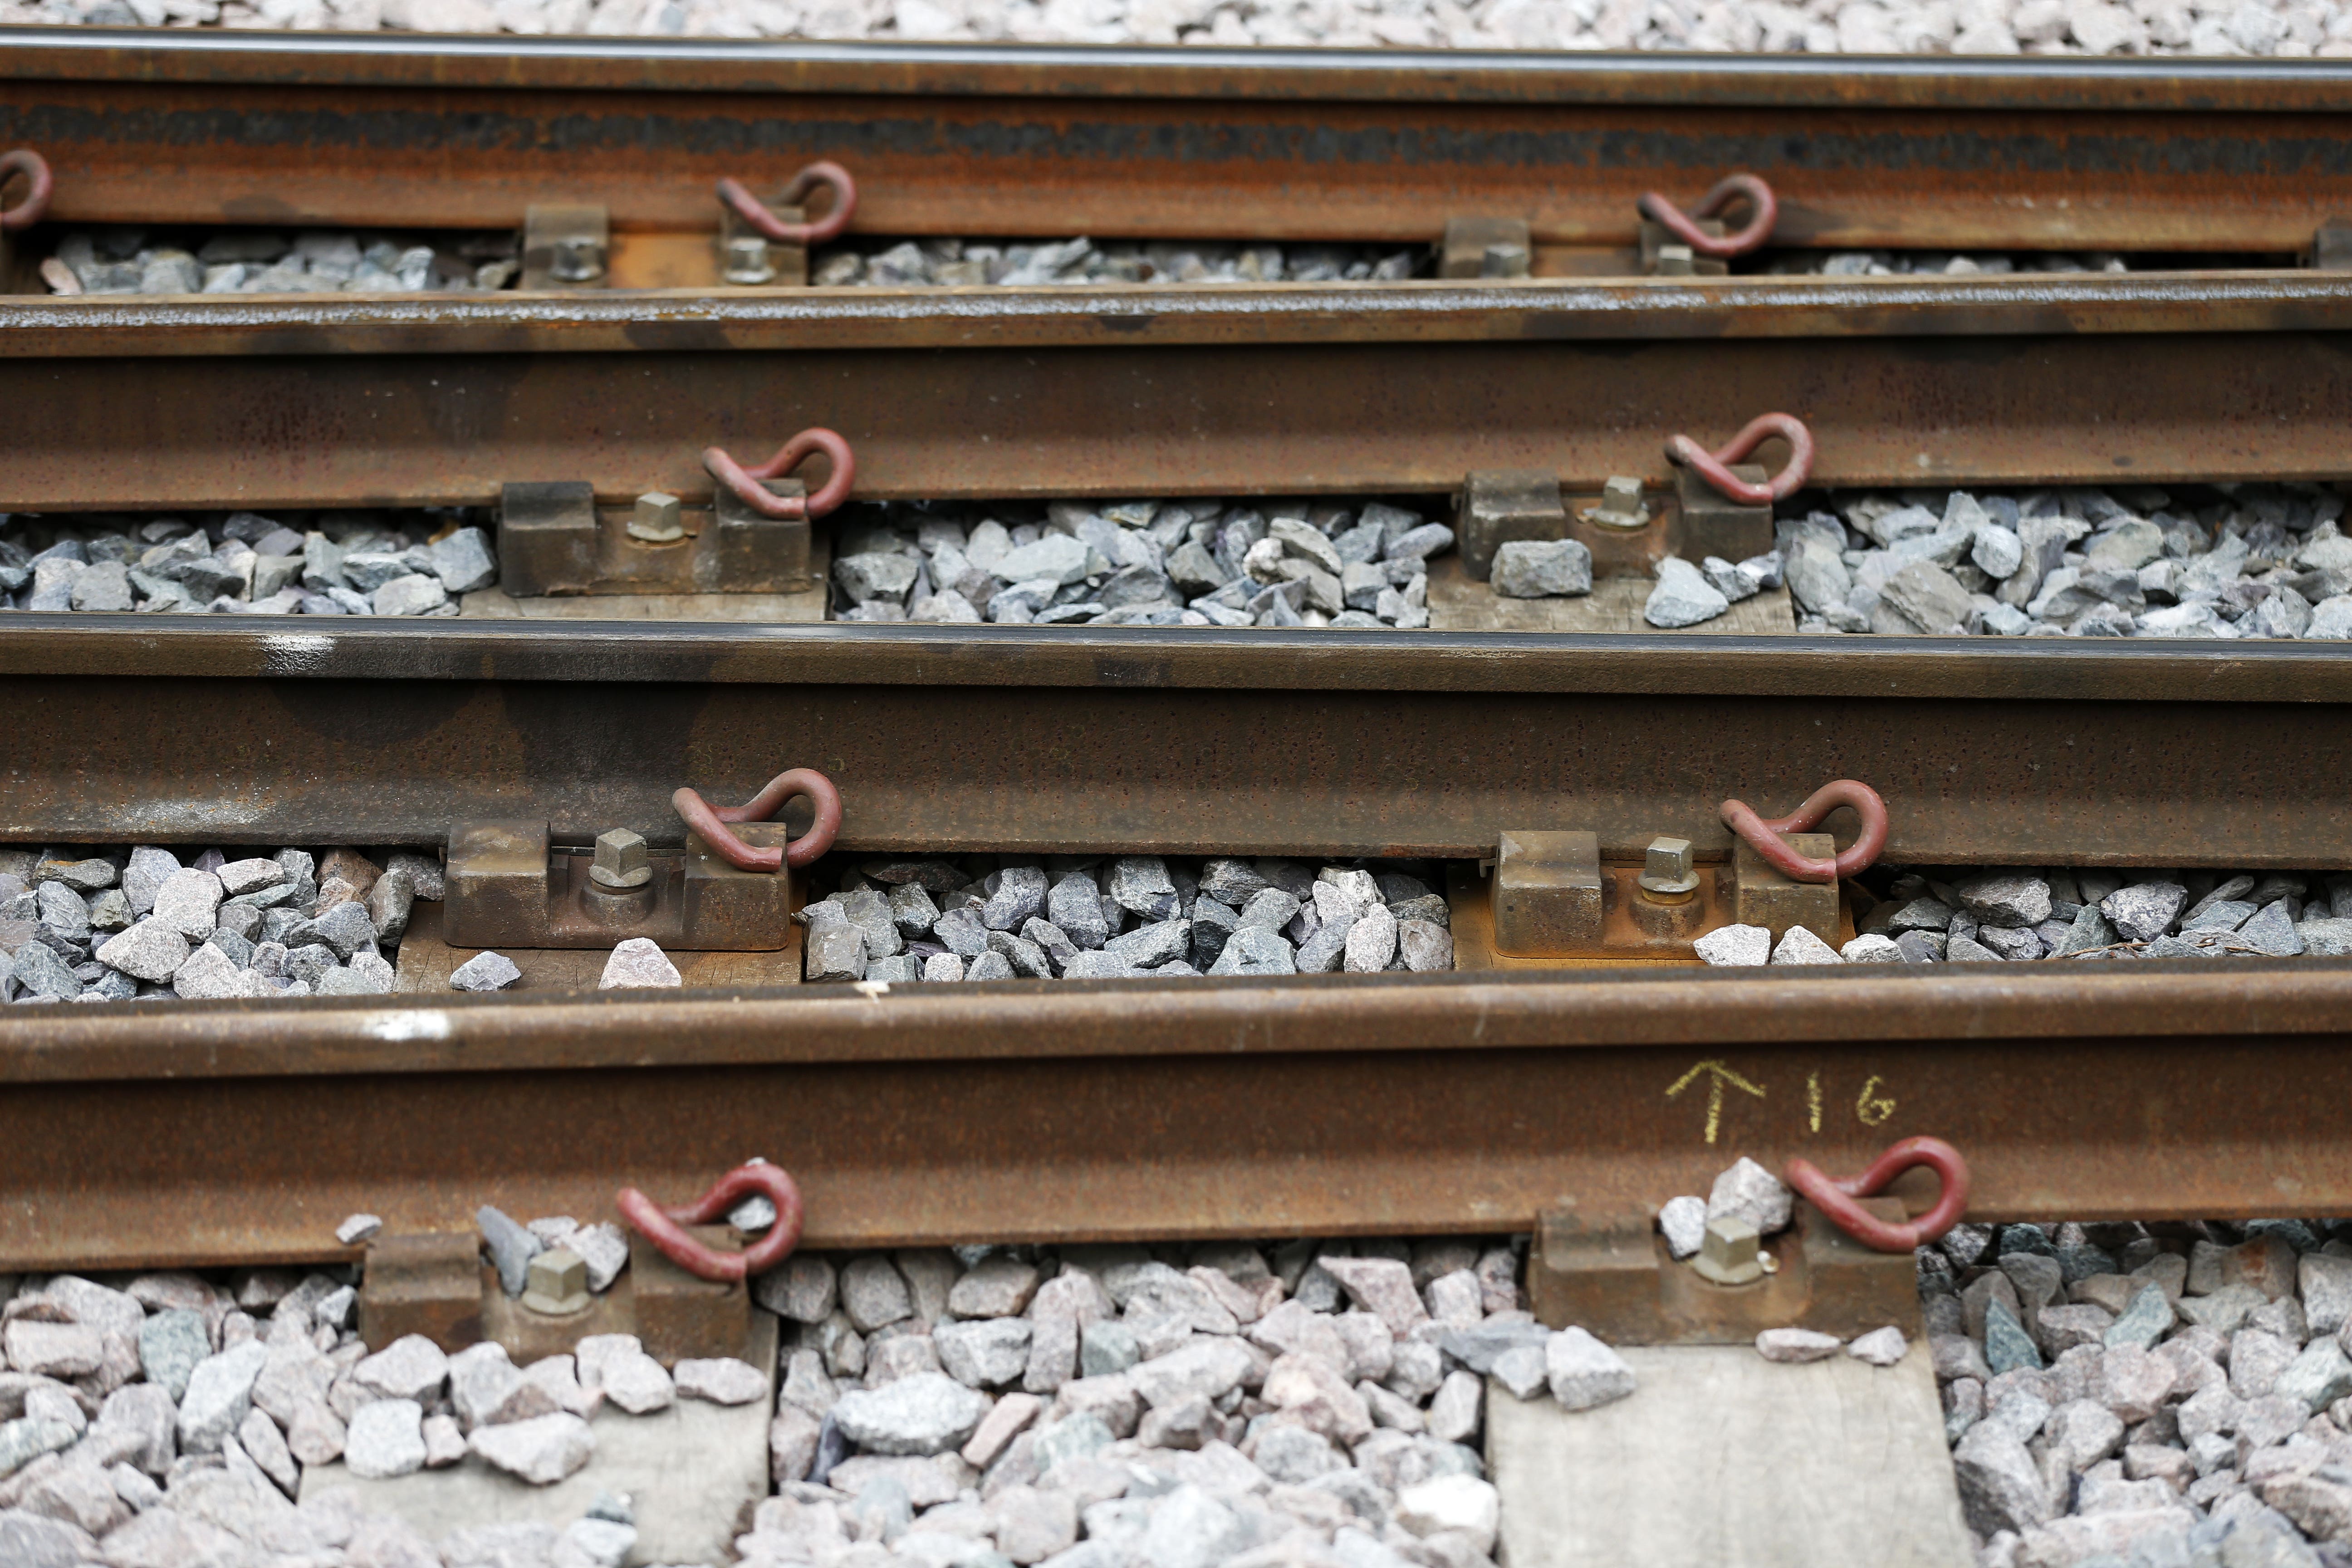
[
  {"x1": 1638, "y1": 835, "x2": 1701, "y2": 902},
  {"x1": 627, "y1": 492, "x2": 685, "y2": 544},
  {"x1": 549, "y1": 234, "x2": 607, "y2": 284},
  {"x1": 590, "y1": 827, "x2": 654, "y2": 890},
  {"x1": 1654, "y1": 243, "x2": 1696, "y2": 277},
  {"x1": 1585, "y1": 475, "x2": 1651, "y2": 532},
  {"x1": 520, "y1": 1247, "x2": 591, "y2": 1316},
  {"x1": 723, "y1": 234, "x2": 776, "y2": 286},
  {"x1": 1690, "y1": 1214, "x2": 1766, "y2": 1286},
  {"x1": 1480, "y1": 242, "x2": 1530, "y2": 279}
]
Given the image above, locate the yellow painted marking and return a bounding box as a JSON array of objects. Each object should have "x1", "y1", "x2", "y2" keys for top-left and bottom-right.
[
  {"x1": 1857, "y1": 1074, "x2": 1896, "y2": 1127},
  {"x1": 1666, "y1": 1059, "x2": 1767, "y2": 1144},
  {"x1": 1808, "y1": 1071, "x2": 1823, "y2": 1134}
]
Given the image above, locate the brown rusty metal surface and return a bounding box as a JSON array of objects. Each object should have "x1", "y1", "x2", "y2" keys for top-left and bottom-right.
[
  {"x1": 5, "y1": 314, "x2": 2351, "y2": 506},
  {"x1": 0, "y1": 965, "x2": 2349, "y2": 1269},
  {"x1": 0, "y1": 622, "x2": 2348, "y2": 866},
  {"x1": 2, "y1": 35, "x2": 2350, "y2": 250}
]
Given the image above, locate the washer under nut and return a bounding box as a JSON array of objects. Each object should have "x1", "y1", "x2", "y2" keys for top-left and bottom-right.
[
  {"x1": 590, "y1": 828, "x2": 654, "y2": 890},
  {"x1": 1637, "y1": 834, "x2": 1700, "y2": 902}
]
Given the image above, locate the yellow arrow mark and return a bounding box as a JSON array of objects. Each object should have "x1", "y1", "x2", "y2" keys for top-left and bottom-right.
[{"x1": 1665, "y1": 1059, "x2": 1767, "y2": 1145}]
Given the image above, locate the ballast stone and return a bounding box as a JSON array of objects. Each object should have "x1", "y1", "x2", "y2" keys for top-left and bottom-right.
[
  {"x1": 1644, "y1": 556, "x2": 1732, "y2": 627},
  {"x1": 1490, "y1": 539, "x2": 1593, "y2": 599},
  {"x1": 1693, "y1": 923, "x2": 1771, "y2": 966}
]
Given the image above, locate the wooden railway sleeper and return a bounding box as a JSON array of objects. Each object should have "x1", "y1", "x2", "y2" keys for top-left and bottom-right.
[
  {"x1": 440, "y1": 767, "x2": 840, "y2": 952},
  {"x1": 495, "y1": 429, "x2": 852, "y2": 598},
  {"x1": 1485, "y1": 779, "x2": 1886, "y2": 961},
  {"x1": 1455, "y1": 412, "x2": 1808, "y2": 581}
]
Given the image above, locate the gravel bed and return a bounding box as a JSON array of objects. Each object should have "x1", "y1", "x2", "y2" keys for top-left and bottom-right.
[
  {"x1": 1, "y1": 0, "x2": 2344, "y2": 57},
  {"x1": 0, "y1": 1224, "x2": 1576, "y2": 1568},
  {"x1": 1761, "y1": 251, "x2": 2136, "y2": 276},
  {"x1": 1492, "y1": 483, "x2": 2352, "y2": 639},
  {"x1": 0, "y1": 845, "x2": 441, "y2": 1003},
  {"x1": 0, "y1": 510, "x2": 495, "y2": 617},
  {"x1": 1920, "y1": 1213, "x2": 2352, "y2": 1568},
  {"x1": 1697, "y1": 864, "x2": 2352, "y2": 966},
  {"x1": 39, "y1": 230, "x2": 519, "y2": 298},
  {"x1": 810, "y1": 238, "x2": 1426, "y2": 288},
  {"x1": 795, "y1": 853, "x2": 1457, "y2": 981},
  {"x1": 827, "y1": 499, "x2": 1449, "y2": 628}
]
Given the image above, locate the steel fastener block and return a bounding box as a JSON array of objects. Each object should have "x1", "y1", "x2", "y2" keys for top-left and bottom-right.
[
  {"x1": 1455, "y1": 470, "x2": 1570, "y2": 581},
  {"x1": 1733, "y1": 831, "x2": 1841, "y2": 945},
  {"x1": 1492, "y1": 830, "x2": 1604, "y2": 956},
  {"x1": 359, "y1": 1232, "x2": 484, "y2": 1352},
  {"x1": 1675, "y1": 463, "x2": 1775, "y2": 565},
  {"x1": 496, "y1": 482, "x2": 600, "y2": 598},
  {"x1": 521, "y1": 202, "x2": 610, "y2": 290},
  {"x1": 1439, "y1": 215, "x2": 1531, "y2": 280},
  {"x1": 1529, "y1": 1201, "x2": 1917, "y2": 1345},
  {"x1": 592, "y1": 828, "x2": 654, "y2": 890}
]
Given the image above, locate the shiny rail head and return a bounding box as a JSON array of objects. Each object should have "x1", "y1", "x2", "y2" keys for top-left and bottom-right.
[{"x1": 9, "y1": 29, "x2": 2352, "y2": 109}]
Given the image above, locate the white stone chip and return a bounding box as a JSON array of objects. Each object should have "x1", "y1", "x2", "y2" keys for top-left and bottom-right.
[
  {"x1": 1846, "y1": 1326, "x2": 1909, "y2": 1367},
  {"x1": 1707, "y1": 1156, "x2": 1794, "y2": 1236},
  {"x1": 469, "y1": 1411, "x2": 597, "y2": 1484},
  {"x1": 345, "y1": 1398, "x2": 428, "y2": 1480},
  {"x1": 1658, "y1": 1195, "x2": 1708, "y2": 1259},
  {"x1": 1544, "y1": 1327, "x2": 1636, "y2": 1411},
  {"x1": 1840, "y1": 932, "x2": 1905, "y2": 963},
  {"x1": 673, "y1": 1357, "x2": 766, "y2": 1406},
  {"x1": 335, "y1": 1213, "x2": 383, "y2": 1246},
  {"x1": 1692, "y1": 923, "x2": 1771, "y2": 966},
  {"x1": 1756, "y1": 1327, "x2": 1843, "y2": 1363},
  {"x1": 1769, "y1": 926, "x2": 1844, "y2": 965},
  {"x1": 1396, "y1": 1474, "x2": 1500, "y2": 1556},
  {"x1": 599, "y1": 936, "x2": 681, "y2": 989}
]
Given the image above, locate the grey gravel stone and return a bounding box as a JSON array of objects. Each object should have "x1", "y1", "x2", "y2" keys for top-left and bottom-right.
[
  {"x1": 1545, "y1": 1327, "x2": 1636, "y2": 1410},
  {"x1": 831, "y1": 1372, "x2": 991, "y2": 1455},
  {"x1": 1490, "y1": 539, "x2": 1592, "y2": 599},
  {"x1": 2103, "y1": 882, "x2": 2187, "y2": 942},
  {"x1": 450, "y1": 950, "x2": 521, "y2": 990},
  {"x1": 1644, "y1": 556, "x2": 1731, "y2": 628}
]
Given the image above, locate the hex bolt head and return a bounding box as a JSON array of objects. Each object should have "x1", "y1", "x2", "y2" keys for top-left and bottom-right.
[
  {"x1": 1587, "y1": 475, "x2": 1651, "y2": 532},
  {"x1": 1654, "y1": 243, "x2": 1696, "y2": 277},
  {"x1": 1638, "y1": 834, "x2": 1701, "y2": 901},
  {"x1": 723, "y1": 235, "x2": 776, "y2": 286},
  {"x1": 1480, "y1": 242, "x2": 1530, "y2": 279},
  {"x1": 550, "y1": 234, "x2": 607, "y2": 284},
  {"x1": 1690, "y1": 1214, "x2": 1767, "y2": 1287},
  {"x1": 521, "y1": 1247, "x2": 591, "y2": 1316},
  {"x1": 627, "y1": 491, "x2": 685, "y2": 544},
  {"x1": 590, "y1": 827, "x2": 654, "y2": 890}
]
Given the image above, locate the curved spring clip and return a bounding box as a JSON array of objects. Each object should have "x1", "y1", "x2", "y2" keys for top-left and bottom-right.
[
  {"x1": 1785, "y1": 1136, "x2": 1971, "y2": 1252},
  {"x1": 1717, "y1": 779, "x2": 1888, "y2": 884},
  {"x1": 1636, "y1": 172, "x2": 1777, "y2": 260},
  {"x1": 617, "y1": 1159, "x2": 805, "y2": 1282},
  {"x1": 0, "y1": 149, "x2": 54, "y2": 233},
  {"x1": 703, "y1": 428, "x2": 856, "y2": 521},
  {"x1": 673, "y1": 767, "x2": 843, "y2": 874},
  {"x1": 716, "y1": 159, "x2": 858, "y2": 247},
  {"x1": 1665, "y1": 412, "x2": 1816, "y2": 506}
]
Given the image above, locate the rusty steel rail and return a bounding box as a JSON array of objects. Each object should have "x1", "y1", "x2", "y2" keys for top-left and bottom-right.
[
  {"x1": 3, "y1": 964, "x2": 2352, "y2": 1270},
  {"x1": 3, "y1": 33, "x2": 2352, "y2": 252},
  {"x1": 5, "y1": 301, "x2": 2352, "y2": 506},
  {"x1": 4, "y1": 621, "x2": 2352, "y2": 866}
]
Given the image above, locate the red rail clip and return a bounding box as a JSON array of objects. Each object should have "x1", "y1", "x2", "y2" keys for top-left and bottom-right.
[
  {"x1": 704, "y1": 428, "x2": 856, "y2": 522},
  {"x1": 1636, "y1": 172, "x2": 1777, "y2": 260},
  {"x1": 1666, "y1": 412, "x2": 1815, "y2": 506},
  {"x1": 617, "y1": 1159, "x2": 804, "y2": 1282},
  {"x1": 1785, "y1": 1136, "x2": 1970, "y2": 1252},
  {"x1": 674, "y1": 767, "x2": 843, "y2": 873},
  {"x1": 1, "y1": 149, "x2": 54, "y2": 233},
  {"x1": 1718, "y1": 779, "x2": 1887, "y2": 884},
  {"x1": 717, "y1": 160, "x2": 858, "y2": 247}
]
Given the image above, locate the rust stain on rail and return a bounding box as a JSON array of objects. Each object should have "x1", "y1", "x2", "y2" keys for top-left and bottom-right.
[
  {"x1": 0, "y1": 967, "x2": 2346, "y2": 1268},
  {"x1": 0, "y1": 41, "x2": 2348, "y2": 247}
]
